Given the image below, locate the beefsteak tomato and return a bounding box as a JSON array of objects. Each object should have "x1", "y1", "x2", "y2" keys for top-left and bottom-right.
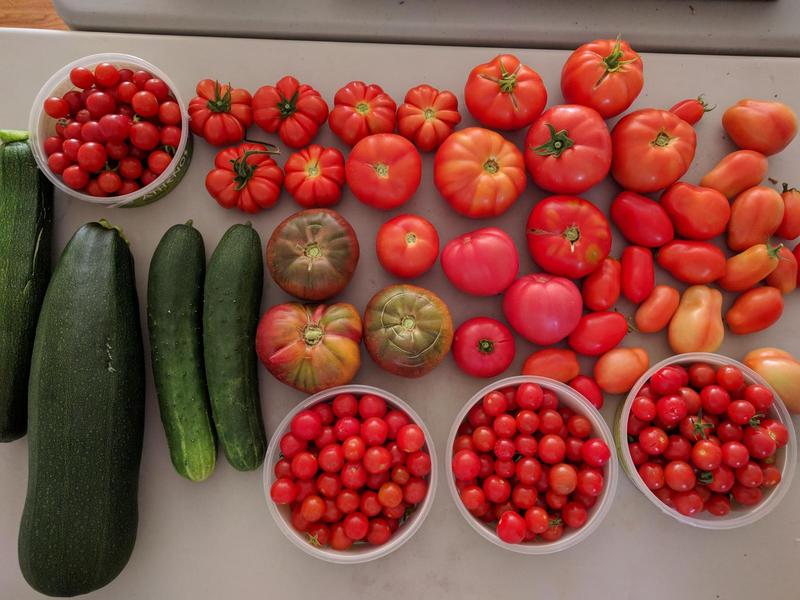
[
  {"x1": 743, "y1": 348, "x2": 800, "y2": 414},
  {"x1": 329, "y1": 81, "x2": 397, "y2": 146},
  {"x1": 452, "y1": 317, "x2": 515, "y2": 378},
  {"x1": 668, "y1": 285, "x2": 724, "y2": 354},
  {"x1": 776, "y1": 184, "x2": 800, "y2": 240},
  {"x1": 610, "y1": 191, "x2": 674, "y2": 247},
  {"x1": 521, "y1": 349, "x2": 580, "y2": 383},
  {"x1": 719, "y1": 243, "x2": 782, "y2": 292},
  {"x1": 205, "y1": 142, "x2": 283, "y2": 213},
  {"x1": 502, "y1": 274, "x2": 582, "y2": 345},
  {"x1": 634, "y1": 285, "x2": 680, "y2": 333},
  {"x1": 726, "y1": 288, "x2": 784, "y2": 335},
  {"x1": 722, "y1": 99, "x2": 798, "y2": 156},
  {"x1": 188, "y1": 79, "x2": 253, "y2": 146},
  {"x1": 567, "y1": 311, "x2": 628, "y2": 356},
  {"x1": 252, "y1": 76, "x2": 329, "y2": 148},
  {"x1": 375, "y1": 214, "x2": 439, "y2": 278},
  {"x1": 657, "y1": 241, "x2": 726, "y2": 284},
  {"x1": 440, "y1": 227, "x2": 519, "y2": 296},
  {"x1": 699, "y1": 150, "x2": 768, "y2": 199},
  {"x1": 582, "y1": 257, "x2": 621, "y2": 311},
  {"x1": 284, "y1": 145, "x2": 345, "y2": 208},
  {"x1": 594, "y1": 347, "x2": 649, "y2": 394},
  {"x1": 660, "y1": 182, "x2": 730, "y2": 240},
  {"x1": 727, "y1": 185, "x2": 784, "y2": 251},
  {"x1": 621, "y1": 246, "x2": 655, "y2": 304},
  {"x1": 397, "y1": 84, "x2": 461, "y2": 152}
]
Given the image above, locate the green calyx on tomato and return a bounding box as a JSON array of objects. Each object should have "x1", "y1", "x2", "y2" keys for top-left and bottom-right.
[
  {"x1": 423, "y1": 107, "x2": 437, "y2": 121},
  {"x1": 230, "y1": 147, "x2": 280, "y2": 190},
  {"x1": 278, "y1": 90, "x2": 300, "y2": 118},
  {"x1": 600, "y1": 36, "x2": 639, "y2": 77},
  {"x1": 302, "y1": 323, "x2": 324, "y2": 345},
  {"x1": 479, "y1": 59, "x2": 521, "y2": 107},
  {"x1": 303, "y1": 241, "x2": 323, "y2": 259},
  {"x1": 477, "y1": 338, "x2": 494, "y2": 354},
  {"x1": 697, "y1": 471, "x2": 714, "y2": 485},
  {"x1": 356, "y1": 101, "x2": 371, "y2": 115},
  {"x1": 533, "y1": 124, "x2": 575, "y2": 157},
  {"x1": 696, "y1": 94, "x2": 716, "y2": 113},
  {"x1": 405, "y1": 231, "x2": 417, "y2": 245},
  {"x1": 206, "y1": 80, "x2": 233, "y2": 113},
  {"x1": 651, "y1": 130, "x2": 674, "y2": 148}
]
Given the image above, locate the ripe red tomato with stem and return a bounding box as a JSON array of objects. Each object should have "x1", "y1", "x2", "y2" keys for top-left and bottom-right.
[
  {"x1": 669, "y1": 95, "x2": 715, "y2": 125},
  {"x1": 346, "y1": 133, "x2": 421, "y2": 210},
  {"x1": 284, "y1": 145, "x2": 345, "y2": 208},
  {"x1": 375, "y1": 214, "x2": 439, "y2": 278},
  {"x1": 397, "y1": 84, "x2": 461, "y2": 152},
  {"x1": 205, "y1": 142, "x2": 283, "y2": 213},
  {"x1": 188, "y1": 79, "x2": 252, "y2": 146},
  {"x1": 329, "y1": 81, "x2": 397, "y2": 146},
  {"x1": 452, "y1": 317, "x2": 515, "y2": 378},
  {"x1": 253, "y1": 75, "x2": 329, "y2": 148}
]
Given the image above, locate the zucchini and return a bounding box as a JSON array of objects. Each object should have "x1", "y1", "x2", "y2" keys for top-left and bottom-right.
[
  {"x1": 0, "y1": 135, "x2": 52, "y2": 442},
  {"x1": 148, "y1": 221, "x2": 216, "y2": 482},
  {"x1": 19, "y1": 221, "x2": 145, "y2": 597},
  {"x1": 204, "y1": 223, "x2": 266, "y2": 471}
]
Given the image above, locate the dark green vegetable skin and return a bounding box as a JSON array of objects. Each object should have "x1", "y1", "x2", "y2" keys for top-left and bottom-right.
[
  {"x1": 204, "y1": 223, "x2": 266, "y2": 471},
  {"x1": 19, "y1": 222, "x2": 145, "y2": 597},
  {"x1": 0, "y1": 139, "x2": 52, "y2": 441},
  {"x1": 148, "y1": 222, "x2": 216, "y2": 481}
]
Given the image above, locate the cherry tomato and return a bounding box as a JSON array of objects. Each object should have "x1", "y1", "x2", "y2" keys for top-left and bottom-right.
[
  {"x1": 453, "y1": 317, "x2": 516, "y2": 378},
  {"x1": 657, "y1": 395, "x2": 688, "y2": 428},
  {"x1": 611, "y1": 191, "x2": 674, "y2": 248},
  {"x1": 582, "y1": 257, "x2": 621, "y2": 312},
  {"x1": 743, "y1": 426, "x2": 777, "y2": 459},
  {"x1": 722, "y1": 99, "x2": 797, "y2": 155},
  {"x1": 375, "y1": 214, "x2": 438, "y2": 278},
  {"x1": 69, "y1": 66, "x2": 95, "y2": 89},
  {"x1": 158, "y1": 100, "x2": 181, "y2": 126},
  {"x1": 660, "y1": 182, "x2": 730, "y2": 240},
  {"x1": 496, "y1": 510, "x2": 527, "y2": 543},
  {"x1": 97, "y1": 170, "x2": 121, "y2": 194},
  {"x1": 131, "y1": 90, "x2": 159, "y2": 117},
  {"x1": 663, "y1": 435, "x2": 692, "y2": 462},
  {"x1": 538, "y1": 435, "x2": 566, "y2": 465},
  {"x1": 673, "y1": 490, "x2": 703, "y2": 516},
  {"x1": 515, "y1": 456, "x2": 542, "y2": 486},
  {"x1": 46, "y1": 152, "x2": 71, "y2": 175},
  {"x1": 548, "y1": 463, "x2": 578, "y2": 495},
  {"x1": 44, "y1": 96, "x2": 69, "y2": 119},
  {"x1": 581, "y1": 438, "x2": 611, "y2": 467},
  {"x1": 129, "y1": 121, "x2": 160, "y2": 150},
  {"x1": 639, "y1": 426, "x2": 669, "y2": 455},
  {"x1": 762, "y1": 464, "x2": 782, "y2": 487},
  {"x1": 706, "y1": 493, "x2": 731, "y2": 516},
  {"x1": 691, "y1": 440, "x2": 722, "y2": 471},
  {"x1": 329, "y1": 523, "x2": 353, "y2": 550},
  {"x1": 762, "y1": 418, "x2": 789, "y2": 448},
  {"x1": 638, "y1": 462, "x2": 665, "y2": 490},
  {"x1": 76, "y1": 142, "x2": 106, "y2": 173},
  {"x1": 621, "y1": 246, "x2": 654, "y2": 304}
]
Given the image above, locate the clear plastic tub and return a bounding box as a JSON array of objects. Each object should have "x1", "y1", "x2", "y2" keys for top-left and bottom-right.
[
  {"x1": 616, "y1": 352, "x2": 797, "y2": 529},
  {"x1": 263, "y1": 385, "x2": 437, "y2": 564},
  {"x1": 28, "y1": 53, "x2": 192, "y2": 208},
  {"x1": 446, "y1": 376, "x2": 619, "y2": 554}
]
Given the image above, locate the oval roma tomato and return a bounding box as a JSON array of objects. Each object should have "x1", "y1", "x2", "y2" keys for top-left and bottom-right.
[
  {"x1": 375, "y1": 214, "x2": 439, "y2": 278},
  {"x1": 521, "y1": 348, "x2": 580, "y2": 382},
  {"x1": 722, "y1": 99, "x2": 798, "y2": 156},
  {"x1": 582, "y1": 257, "x2": 621, "y2": 311},
  {"x1": 669, "y1": 95, "x2": 714, "y2": 125},
  {"x1": 727, "y1": 186, "x2": 784, "y2": 251},
  {"x1": 594, "y1": 347, "x2": 649, "y2": 394},
  {"x1": 252, "y1": 75, "x2": 329, "y2": 148},
  {"x1": 345, "y1": 133, "x2": 422, "y2": 210},
  {"x1": 526, "y1": 195, "x2": 611, "y2": 278},
  {"x1": 611, "y1": 109, "x2": 697, "y2": 193},
  {"x1": 743, "y1": 348, "x2": 800, "y2": 414},
  {"x1": 621, "y1": 246, "x2": 654, "y2": 304},
  {"x1": 660, "y1": 182, "x2": 730, "y2": 240},
  {"x1": 560, "y1": 37, "x2": 643, "y2": 119},
  {"x1": 523, "y1": 104, "x2": 611, "y2": 194},
  {"x1": 610, "y1": 191, "x2": 674, "y2": 247},
  {"x1": 205, "y1": 142, "x2": 283, "y2": 213},
  {"x1": 502, "y1": 274, "x2": 582, "y2": 345},
  {"x1": 668, "y1": 285, "x2": 724, "y2": 354},
  {"x1": 363, "y1": 284, "x2": 453, "y2": 378},
  {"x1": 397, "y1": 84, "x2": 461, "y2": 152},
  {"x1": 634, "y1": 285, "x2": 680, "y2": 333},
  {"x1": 776, "y1": 184, "x2": 800, "y2": 240},
  {"x1": 434, "y1": 127, "x2": 526, "y2": 218},
  {"x1": 440, "y1": 227, "x2": 519, "y2": 296},
  {"x1": 700, "y1": 150, "x2": 768, "y2": 200},
  {"x1": 464, "y1": 54, "x2": 547, "y2": 130},
  {"x1": 719, "y1": 243, "x2": 782, "y2": 292},
  {"x1": 567, "y1": 311, "x2": 627, "y2": 356},
  {"x1": 726, "y1": 287, "x2": 784, "y2": 334},
  {"x1": 766, "y1": 246, "x2": 797, "y2": 293},
  {"x1": 657, "y1": 241, "x2": 727, "y2": 284},
  {"x1": 284, "y1": 145, "x2": 345, "y2": 208},
  {"x1": 189, "y1": 79, "x2": 253, "y2": 146},
  {"x1": 256, "y1": 302, "x2": 362, "y2": 393},
  {"x1": 267, "y1": 209, "x2": 360, "y2": 300},
  {"x1": 452, "y1": 317, "x2": 515, "y2": 378},
  {"x1": 329, "y1": 81, "x2": 397, "y2": 146}
]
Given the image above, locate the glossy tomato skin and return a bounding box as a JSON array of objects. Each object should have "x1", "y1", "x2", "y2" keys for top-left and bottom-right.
[
  {"x1": 521, "y1": 349, "x2": 579, "y2": 382},
  {"x1": 376, "y1": 214, "x2": 439, "y2": 278},
  {"x1": 503, "y1": 274, "x2": 582, "y2": 345},
  {"x1": 464, "y1": 54, "x2": 547, "y2": 130},
  {"x1": 726, "y1": 287, "x2": 784, "y2": 334},
  {"x1": 621, "y1": 246, "x2": 655, "y2": 304},
  {"x1": 719, "y1": 243, "x2": 781, "y2": 292},
  {"x1": 252, "y1": 76, "x2": 329, "y2": 148},
  {"x1": 776, "y1": 185, "x2": 800, "y2": 240},
  {"x1": 657, "y1": 241, "x2": 727, "y2": 284},
  {"x1": 284, "y1": 145, "x2": 345, "y2": 208},
  {"x1": 205, "y1": 142, "x2": 283, "y2": 213},
  {"x1": 569, "y1": 375, "x2": 604, "y2": 409},
  {"x1": 594, "y1": 347, "x2": 649, "y2": 394},
  {"x1": 743, "y1": 348, "x2": 800, "y2": 414},
  {"x1": 668, "y1": 285, "x2": 724, "y2": 353},
  {"x1": 582, "y1": 257, "x2": 621, "y2": 311},
  {"x1": 610, "y1": 191, "x2": 674, "y2": 247},
  {"x1": 766, "y1": 246, "x2": 798, "y2": 293},
  {"x1": 561, "y1": 38, "x2": 643, "y2": 119},
  {"x1": 434, "y1": 127, "x2": 526, "y2": 218},
  {"x1": 189, "y1": 79, "x2": 252, "y2": 146},
  {"x1": 524, "y1": 104, "x2": 611, "y2": 194},
  {"x1": 567, "y1": 312, "x2": 628, "y2": 356},
  {"x1": 728, "y1": 186, "x2": 784, "y2": 251},
  {"x1": 722, "y1": 99, "x2": 798, "y2": 156},
  {"x1": 329, "y1": 81, "x2": 396, "y2": 146},
  {"x1": 346, "y1": 133, "x2": 421, "y2": 210},
  {"x1": 441, "y1": 227, "x2": 518, "y2": 296},
  {"x1": 669, "y1": 95, "x2": 713, "y2": 125},
  {"x1": 397, "y1": 84, "x2": 461, "y2": 152},
  {"x1": 453, "y1": 317, "x2": 515, "y2": 378},
  {"x1": 660, "y1": 182, "x2": 731, "y2": 240},
  {"x1": 611, "y1": 109, "x2": 697, "y2": 193},
  {"x1": 526, "y1": 195, "x2": 612, "y2": 278},
  {"x1": 634, "y1": 285, "x2": 680, "y2": 333},
  {"x1": 700, "y1": 150, "x2": 768, "y2": 199}
]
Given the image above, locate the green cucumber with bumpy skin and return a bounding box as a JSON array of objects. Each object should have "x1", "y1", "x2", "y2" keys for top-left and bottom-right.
[
  {"x1": 204, "y1": 223, "x2": 266, "y2": 471},
  {"x1": 148, "y1": 221, "x2": 216, "y2": 481}
]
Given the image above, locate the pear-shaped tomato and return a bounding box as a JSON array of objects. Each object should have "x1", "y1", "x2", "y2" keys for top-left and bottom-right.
[
  {"x1": 722, "y1": 99, "x2": 798, "y2": 156},
  {"x1": 634, "y1": 285, "x2": 680, "y2": 333},
  {"x1": 668, "y1": 285, "x2": 724, "y2": 354},
  {"x1": 718, "y1": 243, "x2": 782, "y2": 292},
  {"x1": 743, "y1": 348, "x2": 800, "y2": 414}
]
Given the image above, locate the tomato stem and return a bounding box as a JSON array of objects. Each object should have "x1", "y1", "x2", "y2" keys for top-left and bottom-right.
[
  {"x1": 302, "y1": 324, "x2": 324, "y2": 346},
  {"x1": 698, "y1": 471, "x2": 713, "y2": 485},
  {"x1": 477, "y1": 338, "x2": 494, "y2": 354},
  {"x1": 304, "y1": 241, "x2": 323, "y2": 259},
  {"x1": 405, "y1": 231, "x2": 417, "y2": 245},
  {"x1": 563, "y1": 224, "x2": 581, "y2": 247},
  {"x1": 697, "y1": 94, "x2": 716, "y2": 113},
  {"x1": 401, "y1": 315, "x2": 416, "y2": 331},
  {"x1": 355, "y1": 101, "x2": 370, "y2": 115},
  {"x1": 652, "y1": 130, "x2": 673, "y2": 147},
  {"x1": 206, "y1": 80, "x2": 233, "y2": 113},
  {"x1": 423, "y1": 107, "x2": 436, "y2": 121},
  {"x1": 230, "y1": 148, "x2": 279, "y2": 191},
  {"x1": 483, "y1": 158, "x2": 499, "y2": 174},
  {"x1": 533, "y1": 124, "x2": 575, "y2": 157},
  {"x1": 373, "y1": 162, "x2": 390, "y2": 178},
  {"x1": 306, "y1": 160, "x2": 320, "y2": 178},
  {"x1": 278, "y1": 90, "x2": 300, "y2": 119}
]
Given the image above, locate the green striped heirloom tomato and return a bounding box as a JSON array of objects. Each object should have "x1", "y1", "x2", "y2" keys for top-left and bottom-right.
[
  {"x1": 256, "y1": 302, "x2": 362, "y2": 393},
  {"x1": 252, "y1": 76, "x2": 329, "y2": 148}
]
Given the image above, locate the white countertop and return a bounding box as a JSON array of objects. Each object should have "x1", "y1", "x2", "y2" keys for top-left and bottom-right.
[{"x1": 1, "y1": 28, "x2": 800, "y2": 600}]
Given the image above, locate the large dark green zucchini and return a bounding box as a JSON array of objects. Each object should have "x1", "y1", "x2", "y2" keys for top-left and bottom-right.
[
  {"x1": 0, "y1": 135, "x2": 52, "y2": 442},
  {"x1": 204, "y1": 223, "x2": 266, "y2": 471},
  {"x1": 19, "y1": 221, "x2": 145, "y2": 597},
  {"x1": 148, "y1": 221, "x2": 216, "y2": 481}
]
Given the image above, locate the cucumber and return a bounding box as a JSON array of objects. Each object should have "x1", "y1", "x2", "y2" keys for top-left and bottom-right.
[
  {"x1": 148, "y1": 221, "x2": 216, "y2": 482},
  {"x1": 0, "y1": 136, "x2": 52, "y2": 442},
  {"x1": 204, "y1": 223, "x2": 266, "y2": 471},
  {"x1": 19, "y1": 221, "x2": 145, "y2": 597}
]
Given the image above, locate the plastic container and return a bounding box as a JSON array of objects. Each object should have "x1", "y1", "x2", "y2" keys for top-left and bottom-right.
[
  {"x1": 28, "y1": 53, "x2": 192, "y2": 208},
  {"x1": 616, "y1": 352, "x2": 797, "y2": 529},
  {"x1": 446, "y1": 376, "x2": 619, "y2": 554},
  {"x1": 263, "y1": 385, "x2": 437, "y2": 564}
]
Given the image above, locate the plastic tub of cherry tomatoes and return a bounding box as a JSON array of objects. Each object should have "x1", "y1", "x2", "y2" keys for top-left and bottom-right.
[
  {"x1": 28, "y1": 53, "x2": 191, "y2": 207},
  {"x1": 264, "y1": 385, "x2": 437, "y2": 564},
  {"x1": 447, "y1": 376, "x2": 618, "y2": 554},
  {"x1": 616, "y1": 352, "x2": 797, "y2": 529}
]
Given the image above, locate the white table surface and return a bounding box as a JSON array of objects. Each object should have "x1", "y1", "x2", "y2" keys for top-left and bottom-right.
[{"x1": 1, "y1": 28, "x2": 800, "y2": 600}]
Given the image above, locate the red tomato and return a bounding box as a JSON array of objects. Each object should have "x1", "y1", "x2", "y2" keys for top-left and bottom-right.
[
  {"x1": 568, "y1": 375, "x2": 604, "y2": 409},
  {"x1": 727, "y1": 186, "x2": 784, "y2": 251},
  {"x1": 718, "y1": 243, "x2": 781, "y2": 292},
  {"x1": 374, "y1": 214, "x2": 439, "y2": 278},
  {"x1": 346, "y1": 133, "x2": 421, "y2": 210},
  {"x1": 453, "y1": 317, "x2": 515, "y2": 378},
  {"x1": 657, "y1": 241, "x2": 727, "y2": 284},
  {"x1": 464, "y1": 54, "x2": 547, "y2": 130},
  {"x1": 441, "y1": 227, "x2": 519, "y2": 296},
  {"x1": 610, "y1": 191, "x2": 674, "y2": 247},
  {"x1": 252, "y1": 75, "x2": 329, "y2": 148},
  {"x1": 188, "y1": 79, "x2": 252, "y2": 146},
  {"x1": 284, "y1": 145, "x2": 345, "y2": 208},
  {"x1": 434, "y1": 127, "x2": 526, "y2": 218},
  {"x1": 777, "y1": 184, "x2": 800, "y2": 240},
  {"x1": 560, "y1": 38, "x2": 643, "y2": 119},
  {"x1": 205, "y1": 142, "x2": 283, "y2": 213},
  {"x1": 582, "y1": 257, "x2": 621, "y2": 311},
  {"x1": 503, "y1": 274, "x2": 582, "y2": 345},
  {"x1": 521, "y1": 349, "x2": 579, "y2": 383},
  {"x1": 526, "y1": 195, "x2": 612, "y2": 278},
  {"x1": 524, "y1": 104, "x2": 611, "y2": 194},
  {"x1": 660, "y1": 182, "x2": 731, "y2": 240},
  {"x1": 595, "y1": 347, "x2": 649, "y2": 394},
  {"x1": 765, "y1": 244, "x2": 798, "y2": 294},
  {"x1": 634, "y1": 285, "x2": 680, "y2": 334},
  {"x1": 611, "y1": 109, "x2": 697, "y2": 193},
  {"x1": 329, "y1": 81, "x2": 396, "y2": 146},
  {"x1": 722, "y1": 99, "x2": 797, "y2": 156},
  {"x1": 496, "y1": 511, "x2": 527, "y2": 543},
  {"x1": 700, "y1": 150, "x2": 768, "y2": 200},
  {"x1": 397, "y1": 84, "x2": 461, "y2": 152},
  {"x1": 621, "y1": 246, "x2": 655, "y2": 304},
  {"x1": 567, "y1": 311, "x2": 628, "y2": 356},
  {"x1": 725, "y1": 287, "x2": 784, "y2": 334},
  {"x1": 669, "y1": 95, "x2": 714, "y2": 125}
]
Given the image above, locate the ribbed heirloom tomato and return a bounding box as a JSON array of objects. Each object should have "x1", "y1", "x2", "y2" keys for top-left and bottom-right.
[
  {"x1": 397, "y1": 84, "x2": 461, "y2": 152},
  {"x1": 346, "y1": 134, "x2": 422, "y2": 210},
  {"x1": 452, "y1": 317, "x2": 516, "y2": 378},
  {"x1": 329, "y1": 81, "x2": 397, "y2": 146},
  {"x1": 375, "y1": 214, "x2": 439, "y2": 278},
  {"x1": 440, "y1": 227, "x2": 519, "y2": 296},
  {"x1": 283, "y1": 145, "x2": 346, "y2": 208},
  {"x1": 188, "y1": 79, "x2": 252, "y2": 146},
  {"x1": 503, "y1": 274, "x2": 582, "y2": 345},
  {"x1": 252, "y1": 75, "x2": 329, "y2": 148},
  {"x1": 204, "y1": 142, "x2": 283, "y2": 213}
]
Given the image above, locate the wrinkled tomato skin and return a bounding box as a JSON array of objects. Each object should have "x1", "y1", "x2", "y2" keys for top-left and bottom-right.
[{"x1": 660, "y1": 182, "x2": 731, "y2": 240}]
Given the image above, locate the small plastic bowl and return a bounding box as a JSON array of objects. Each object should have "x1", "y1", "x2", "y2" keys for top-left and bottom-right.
[
  {"x1": 446, "y1": 375, "x2": 619, "y2": 554},
  {"x1": 28, "y1": 53, "x2": 192, "y2": 208},
  {"x1": 616, "y1": 352, "x2": 797, "y2": 529},
  {"x1": 263, "y1": 385, "x2": 437, "y2": 564}
]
